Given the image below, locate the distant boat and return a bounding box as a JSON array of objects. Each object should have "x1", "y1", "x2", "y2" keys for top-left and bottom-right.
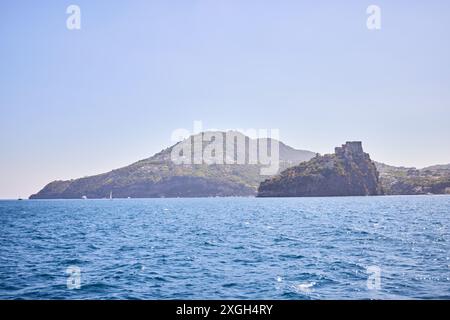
[
  {"x1": 109, "y1": 191, "x2": 113, "y2": 200},
  {"x1": 18, "y1": 198, "x2": 23, "y2": 201},
  {"x1": 82, "y1": 195, "x2": 87, "y2": 200}
]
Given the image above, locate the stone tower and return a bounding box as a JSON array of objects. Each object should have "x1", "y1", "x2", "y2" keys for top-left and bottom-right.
[{"x1": 335, "y1": 141, "x2": 364, "y2": 155}]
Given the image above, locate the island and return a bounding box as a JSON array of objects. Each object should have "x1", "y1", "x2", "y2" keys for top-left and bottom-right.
[{"x1": 257, "y1": 142, "x2": 383, "y2": 197}]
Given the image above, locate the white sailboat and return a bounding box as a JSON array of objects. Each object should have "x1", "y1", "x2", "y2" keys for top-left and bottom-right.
[{"x1": 109, "y1": 191, "x2": 113, "y2": 200}]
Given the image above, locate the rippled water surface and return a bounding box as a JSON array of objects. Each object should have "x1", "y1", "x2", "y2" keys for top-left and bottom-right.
[{"x1": 1, "y1": 196, "x2": 450, "y2": 299}]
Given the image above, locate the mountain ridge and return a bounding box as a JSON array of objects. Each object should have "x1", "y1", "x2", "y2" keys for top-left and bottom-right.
[
  {"x1": 30, "y1": 131, "x2": 316, "y2": 199},
  {"x1": 29, "y1": 133, "x2": 450, "y2": 199}
]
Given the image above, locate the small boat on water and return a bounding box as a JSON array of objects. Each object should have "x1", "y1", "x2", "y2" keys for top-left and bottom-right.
[{"x1": 109, "y1": 191, "x2": 113, "y2": 200}]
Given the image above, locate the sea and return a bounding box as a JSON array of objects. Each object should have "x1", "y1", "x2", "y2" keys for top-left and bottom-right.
[{"x1": 1, "y1": 196, "x2": 449, "y2": 299}]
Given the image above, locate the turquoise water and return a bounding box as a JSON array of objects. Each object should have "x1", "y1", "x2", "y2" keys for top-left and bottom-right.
[{"x1": 1, "y1": 196, "x2": 449, "y2": 299}]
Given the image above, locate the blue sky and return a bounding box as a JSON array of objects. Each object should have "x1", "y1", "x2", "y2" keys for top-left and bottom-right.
[{"x1": 1, "y1": 0, "x2": 450, "y2": 198}]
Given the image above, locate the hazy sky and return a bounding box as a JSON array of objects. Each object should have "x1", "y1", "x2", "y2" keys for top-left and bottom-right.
[{"x1": 1, "y1": 0, "x2": 450, "y2": 198}]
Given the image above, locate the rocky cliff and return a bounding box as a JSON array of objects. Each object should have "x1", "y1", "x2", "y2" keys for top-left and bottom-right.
[{"x1": 257, "y1": 142, "x2": 383, "y2": 197}]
